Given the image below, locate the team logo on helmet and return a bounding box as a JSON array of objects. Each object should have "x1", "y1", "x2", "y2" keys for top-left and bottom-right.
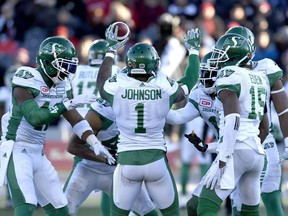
[
  {"x1": 42, "y1": 42, "x2": 67, "y2": 55},
  {"x1": 223, "y1": 36, "x2": 245, "y2": 49}
]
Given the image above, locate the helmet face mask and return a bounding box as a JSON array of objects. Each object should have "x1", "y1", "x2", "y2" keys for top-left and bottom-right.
[
  {"x1": 199, "y1": 52, "x2": 218, "y2": 95},
  {"x1": 125, "y1": 42, "x2": 160, "y2": 78},
  {"x1": 88, "y1": 39, "x2": 109, "y2": 66},
  {"x1": 225, "y1": 26, "x2": 256, "y2": 58},
  {"x1": 36, "y1": 36, "x2": 78, "y2": 84},
  {"x1": 210, "y1": 34, "x2": 253, "y2": 68}
]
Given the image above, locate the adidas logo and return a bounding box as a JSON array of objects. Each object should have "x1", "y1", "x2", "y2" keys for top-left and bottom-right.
[
  {"x1": 21, "y1": 149, "x2": 27, "y2": 153},
  {"x1": 2, "y1": 153, "x2": 7, "y2": 158},
  {"x1": 140, "y1": 82, "x2": 145, "y2": 87}
]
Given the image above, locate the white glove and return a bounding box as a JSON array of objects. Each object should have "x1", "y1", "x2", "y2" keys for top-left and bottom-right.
[
  {"x1": 105, "y1": 24, "x2": 129, "y2": 53},
  {"x1": 63, "y1": 94, "x2": 96, "y2": 111},
  {"x1": 280, "y1": 148, "x2": 288, "y2": 163},
  {"x1": 279, "y1": 137, "x2": 288, "y2": 163},
  {"x1": 93, "y1": 141, "x2": 116, "y2": 165},
  {"x1": 183, "y1": 28, "x2": 201, "y2": 55},
  {"x1": 204, "y1": 161, "x2": 225, "y2": 190}
]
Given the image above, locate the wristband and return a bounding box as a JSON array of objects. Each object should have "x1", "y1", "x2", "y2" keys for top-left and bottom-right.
[
  {"x1": 73, "y1": 120, "x2": 93, "y2": 139},
  {"x1": 86, "y1": 134, "x2": 98, "y2": 146},
  {"x1": 105, "y1": 52, "x2": 115, "y2": 59},
  {"x1": 284, "y1": 137, "x2": 288, "y2": 148},
  {"x1": 188, "y1": 49, "x2": 199, "y2": 56}
]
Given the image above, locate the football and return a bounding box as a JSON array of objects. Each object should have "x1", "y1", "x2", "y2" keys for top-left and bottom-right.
[{"x1": 111, "y1": 21, "x2": 130, "y2": 41}]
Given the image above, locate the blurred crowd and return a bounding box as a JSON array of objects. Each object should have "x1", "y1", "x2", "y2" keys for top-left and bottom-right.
[{"x1": 0, "y1": 0, "x2": 288, "y2": 87}]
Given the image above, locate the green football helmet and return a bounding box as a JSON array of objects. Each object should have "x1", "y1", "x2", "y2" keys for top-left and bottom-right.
[
  {"x1": 199, "y1": 52, "x2": 219, "y2": 95},
  {"x1": 209, "y1": 34, "x2": 253, "y2": 68},
  {"x1": 125, "y1": 42, "x2": 160, "y2": 77},
  {"x1": 225, "y1": 26, "x2": 256, "y2": 58},
  {"x1": 88, "y1": 39, "x2": 109, "y2": 66},
  {"x1": 36, "y1": 36, "x2": 78, "y2": 84}
]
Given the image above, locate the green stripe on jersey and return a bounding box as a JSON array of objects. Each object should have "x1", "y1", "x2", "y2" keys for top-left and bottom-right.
[
  {"x1": 267, "y1": 71, "x2": 283, "y2": 88},
  {"x1": 216, "y1": 84, "x2": 241, "y2": 97}
]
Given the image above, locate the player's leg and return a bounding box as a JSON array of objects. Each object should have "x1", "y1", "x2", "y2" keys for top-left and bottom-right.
[
  {"x1": 63, "y1": 155, "x2": 82, "y2": 191},
  {"x1": 130, "y1": 184, "x2": 158, "y2": 216},
  {"x1": 237, "y1": 150, "x2": 264, "y2": 216},
  {"x1": 110, "y1": 164, "x2": 143, "y2": 216},
  {"x1": 101, "y1": 192, "x2": 111, "y2": 216},
  {"x1": 34, "y1": 153, "x2": 68, "y2": 216},
  {"x1": 186, "y1": 175, "x2": 205, "y2": 216},
  {"x1": 42, "y1": 203, "x2": 69, "y2": 216},
  {"x1": 145, "y1": 157, "x2": 180, "y2": 216},
  {"x1": 64, "y1": 162, "x2": 114, "y2": 216},
  {"x1": 261, "y1": 138, "x2": 285, "y2": 216},
  {"x1": 7, "y1": 148, "x2": 38, "y2": 216}
]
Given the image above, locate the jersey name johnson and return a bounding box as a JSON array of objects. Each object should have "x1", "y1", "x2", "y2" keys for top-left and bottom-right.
[{"x1": 121, "y1": 89, "x2": 162, "y2": 100}]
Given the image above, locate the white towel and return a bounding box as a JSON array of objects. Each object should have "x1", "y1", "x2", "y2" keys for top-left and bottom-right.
[{"x1": 220, "y1": 155, "x2": 235, "y2": 189}]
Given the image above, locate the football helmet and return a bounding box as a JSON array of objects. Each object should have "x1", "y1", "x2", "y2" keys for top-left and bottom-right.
[
  {"x1": 209, "y1": 34, "x2": 253, "y2": 68},
  {"x1": 36, "y1": 36, "x2": 78, "y2": 84},
  {"x1": 199, "y1": 52, "x2": 219, "y2": 95},
  {"x1": 125, "y1": 42, "x2": 160, "y2": 77},
  {"x1": 225, "y1": 26, "x2": 256, "y2": 58},
  {"x1": 88, "y1": 39, "x2": 109, "y2": 66}
]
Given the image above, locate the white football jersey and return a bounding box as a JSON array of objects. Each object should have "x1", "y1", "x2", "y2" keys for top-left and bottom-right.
[
  {"x1": 251, "y1": 58, "x2": 283, "y2": 128},
  {"x1": 216, "y1": 65, "x2": 267, "y2": 150},
  {"x1": 71, "y1": 64, "x2": 120, "y2": 117},
  {"x1": 103, "y1": 72, "x2": 179, "y2": 153},
  {"x1": 166, "y1": 84, "x2": 221, "y2": 139},
  {"x1": 4, "y1": 66, "x2": 71, "y2": 145}
]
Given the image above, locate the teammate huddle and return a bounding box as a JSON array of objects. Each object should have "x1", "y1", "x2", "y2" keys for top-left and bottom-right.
[{"x1": 0, "y1": 21, "x2": 287, "y2": 216}]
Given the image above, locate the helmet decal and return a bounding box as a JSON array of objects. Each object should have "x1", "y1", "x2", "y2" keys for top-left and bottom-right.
[{"x1": 42, "y1": 42, "x2": 67, "y2": 55}]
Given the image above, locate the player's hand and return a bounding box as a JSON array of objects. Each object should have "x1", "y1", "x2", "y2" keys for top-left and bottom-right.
[
  {"x1": 93, "y1": 141, "x2": 116, "y2": 165},
  {"x1": 184, "y1": 131, "x2": 208, "y2": 152},
  {"x1": 204, "y1": 161, "x2": 225, "y2": 190},
  {"x1": 63, "y1": 94, "x2": 96, "y2": 111},
  {"x1": 183, "y1": 28, "x2": 201, "y2": 54},
  {"x1": 279, "y1": 148, "x2": 288, "y2": 163},
  {"x1": 105, "y1": 24, "x2": 129, "y2": 53}
]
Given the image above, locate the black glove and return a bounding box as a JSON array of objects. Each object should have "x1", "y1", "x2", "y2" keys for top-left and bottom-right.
[{"x1": 184, "y1": 131, "x2": 208, "y2": 152}]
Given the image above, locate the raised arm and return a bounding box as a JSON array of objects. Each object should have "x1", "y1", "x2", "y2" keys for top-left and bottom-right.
[{"x1": 97, "y1": 23, "x2": 129, "y2": 100}]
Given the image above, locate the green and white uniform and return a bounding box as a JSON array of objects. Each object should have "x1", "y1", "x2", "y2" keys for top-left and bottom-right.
[
  {"x1": 64, "y1": 98, "x2": 117, "y2": 215},
  {"x1": 231, "y1": 58, "x2": 285, "y2": 214},
  {"x1": 71, "y1": 64, "x2": 120, "y2": 117},
  {"x1": 166, "y1": 84, "x2": 221, "y2": 197},
  {"x1": 166, "y1": 84, "x2": 220, "y2": 138},
  {"x1": 198, "y1": 65, "x2": 267, "y2": 215},
  {"x1": 3, "y1": 66, "x2": 70, "y2": 209},
  {"x1": 103, "y1": 72, "x2": 180, "y2": 215}
]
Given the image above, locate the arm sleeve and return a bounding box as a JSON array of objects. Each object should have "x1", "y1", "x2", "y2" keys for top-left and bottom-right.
[
  {"x1": 166, "y1": 102, "x2": 199, "y2": 125},
  {"x1": 20, "y1": 99, "x2": 67, "y2": 127},
  {"x1": 177, "y1": 54, "x2": 199, "y2": 93}
]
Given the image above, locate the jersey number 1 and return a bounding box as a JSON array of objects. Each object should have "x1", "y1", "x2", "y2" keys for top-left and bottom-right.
[{"x1": 135, "y1": 103, "x2": 146, "y2": 133}]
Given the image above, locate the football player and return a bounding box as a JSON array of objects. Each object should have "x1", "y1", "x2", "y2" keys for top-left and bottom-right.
[
  {"x1": 192, "y1": 33, "x2": 268, "y2": 215},
  {"x1": 63, "y1": 39, "x2": 157, "y2": 216},
  {"x1": 225, "y1": 26, "x2": 287, "y2": 216},
  {"x1": 96, "y1": 25, "x2": 201, "y2": 216},
  {"x1": 64, "y1": 97, "x2": 158, "y2": 216},
  {"x1": 0, "y1": 36, "x2": 114, "y2": 216}
]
